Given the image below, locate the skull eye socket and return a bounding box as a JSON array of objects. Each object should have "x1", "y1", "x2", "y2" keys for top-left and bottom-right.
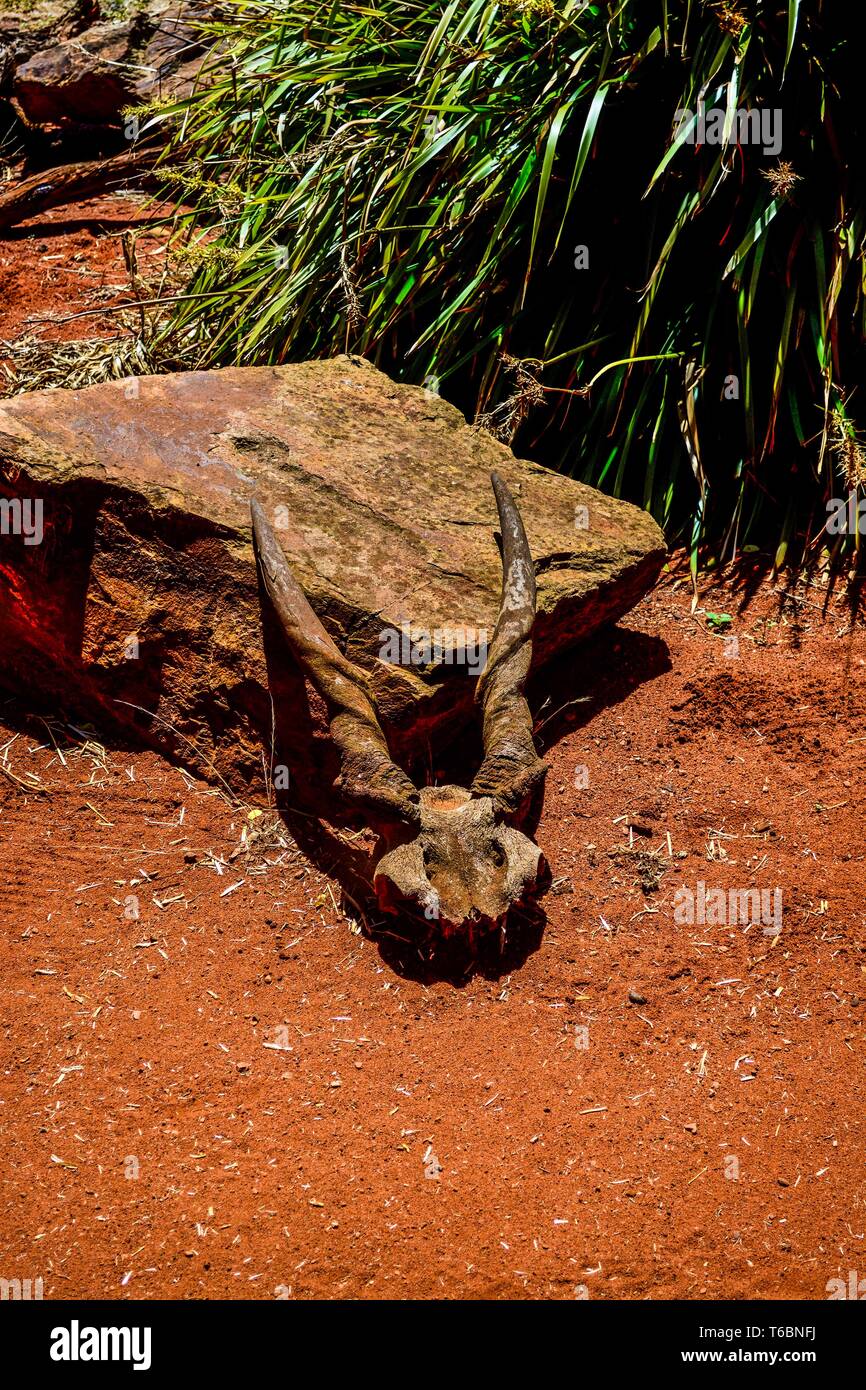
[
  {"x1": 490, "y1": 845, "x2": 506, "y2": 869},
  {"x1": 422, "y1": 843, "x2": 439, "y2": 870}
]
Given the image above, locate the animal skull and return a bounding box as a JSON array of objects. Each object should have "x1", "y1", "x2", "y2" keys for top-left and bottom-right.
[
  {"x1": 251, "y1": 471, "x2": 548, "y2": 935},
  {"x1": 374, "y1": 785, "x2": 545, "y2": 935}
]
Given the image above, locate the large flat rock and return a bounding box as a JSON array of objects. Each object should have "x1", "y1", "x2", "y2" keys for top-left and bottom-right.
[{"x1": 0, "y1": 357, "x2": 665, "y2": 805}]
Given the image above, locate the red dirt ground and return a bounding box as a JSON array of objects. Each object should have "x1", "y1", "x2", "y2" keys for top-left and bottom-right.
[
  {"x1": 0, "y1": 189, "x2": 171, "y2": 361},
  {"x1": 1, "y1": 200, "x2": 865, "y2": 1301}
]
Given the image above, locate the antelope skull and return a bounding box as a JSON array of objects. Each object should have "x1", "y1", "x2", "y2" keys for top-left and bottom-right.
[{"x1": 250, "y1": 472, "x2": 548, "y2": 936}]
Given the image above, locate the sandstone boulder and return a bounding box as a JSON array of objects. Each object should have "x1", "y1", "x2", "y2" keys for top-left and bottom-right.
[{"x1": 0, "y1": 357, "x2": 665, "y2": 808}]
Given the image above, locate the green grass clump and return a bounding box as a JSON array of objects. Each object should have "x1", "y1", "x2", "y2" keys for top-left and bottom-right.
[{"x1": 147, "y1": 0, "x2": 866, "y2": 571}]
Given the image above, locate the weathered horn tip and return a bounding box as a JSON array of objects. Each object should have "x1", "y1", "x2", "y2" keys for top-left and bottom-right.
[
  {"x1": 250, "y1": 498, "x2": 275, "y2": 549},
  {"x1": 490, "y1": 471, "x2": 516, "y2": 509}
]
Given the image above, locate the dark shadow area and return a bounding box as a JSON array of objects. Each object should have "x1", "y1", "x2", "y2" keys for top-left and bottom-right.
[
  {"x1": 0, "y1": 474, "x2": 244, "y2": 782},
  {"x1": 270, "y1": 806, "x2": 550, "y2": 986},
  {"x1": 530, "y1": 623, "x2": 672, "y2": 757},
  {"x1": 668, "y1": 549, "x2": 866, "y2": 634},
  {"x1": 426, "y1": 622, "x2": 672, "y2": 837},
  {"x1": 367, "y1": 893, "x2": 549, "y2": 987}
]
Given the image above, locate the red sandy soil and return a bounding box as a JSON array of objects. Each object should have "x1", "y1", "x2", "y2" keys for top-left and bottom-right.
[
  {"x1": 1, "y1": 569, "x2": 864, "y2": 1301},
  {"x1": 0, "y1": 198, "x2": 865, "y2": 1301},
  {"x1": 0, "y1": 189, "x2": 170, "y2": 362}
]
